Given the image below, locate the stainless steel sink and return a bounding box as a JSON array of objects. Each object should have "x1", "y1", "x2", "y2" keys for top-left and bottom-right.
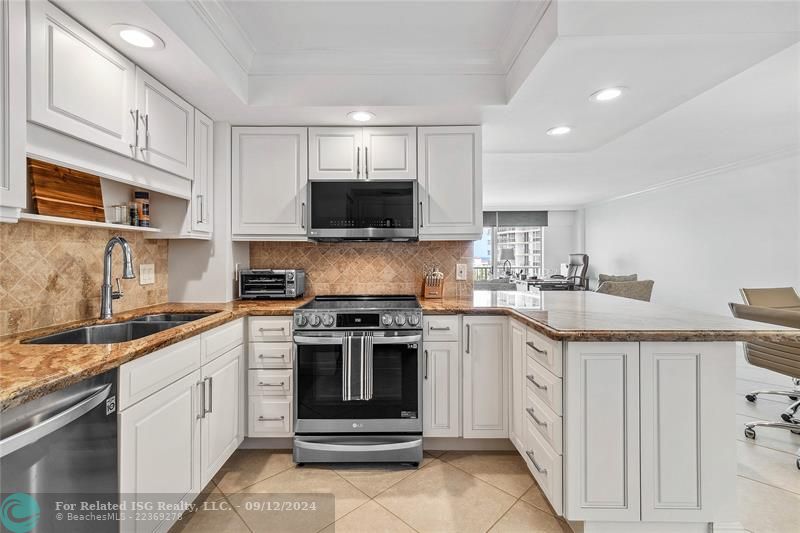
[{"x1": 23, "y1": 313, "x2": 215, "y2": 345}]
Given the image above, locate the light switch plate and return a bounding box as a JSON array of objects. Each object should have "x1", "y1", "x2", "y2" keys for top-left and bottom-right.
[
  {"x1": 456, "y1": 263, "x2": 467, "y2": 281},
  {"x1": 139, "y1": 264, "x2": 155, "y2": 285}
]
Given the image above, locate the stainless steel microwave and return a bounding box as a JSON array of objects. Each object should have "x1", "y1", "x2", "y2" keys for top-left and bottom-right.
[{"x1": 307, "y1": 180, "x2": 418, "y2": 241}]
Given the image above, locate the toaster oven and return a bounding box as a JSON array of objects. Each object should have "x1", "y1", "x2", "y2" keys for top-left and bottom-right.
[{"x1": 239, "y1": 269, "x2": 305, "y2": 299}]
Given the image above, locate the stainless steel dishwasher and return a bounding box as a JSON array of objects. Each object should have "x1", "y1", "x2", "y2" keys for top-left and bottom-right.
[{"x1": 0, "y1": 370, "x2": 118, "y2": 532}]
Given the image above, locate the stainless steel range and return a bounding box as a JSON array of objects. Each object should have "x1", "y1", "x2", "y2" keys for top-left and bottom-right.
[{"x1": 293, "y1": 295, "x2": 423, "y2": 465}]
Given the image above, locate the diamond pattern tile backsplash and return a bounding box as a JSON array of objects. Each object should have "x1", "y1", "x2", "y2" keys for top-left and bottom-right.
[
  {"x1": 0, "y1": 221, "x2": 169, "y2": 336},
  {"x1": 250, "y1": 241, "x2": 474, "y2": 298}
]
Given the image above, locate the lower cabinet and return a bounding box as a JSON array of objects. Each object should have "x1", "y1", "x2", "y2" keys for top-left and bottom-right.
[
  {"x1": 462, "y1": 316, "x2": 508, "y2": 438},
  {"x1": 422, "y1": 340, "x2": 461, "y2": 437},
  {"x1": 247, "y1": 316, "x2": 295, "y2": 437}
]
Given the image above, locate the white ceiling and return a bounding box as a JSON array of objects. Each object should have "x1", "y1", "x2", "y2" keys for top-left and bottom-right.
[{"x1": 56, "y1": 0, "x2": 800, "y2": 209}]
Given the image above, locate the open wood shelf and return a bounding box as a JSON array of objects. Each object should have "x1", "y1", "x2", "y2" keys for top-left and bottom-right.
[{"x1": 19, "y1": 212, "x2": 162, "y2": 233}]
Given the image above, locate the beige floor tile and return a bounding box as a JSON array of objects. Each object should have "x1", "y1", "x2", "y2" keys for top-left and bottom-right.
[
  {"x1": 488, "y1": 500, "x2": 571, "y2": 533},
  {"x1": 737, "y1": 476, "x2": 800, "y2": 533},
  {"x1": 333, "y1": 455, "x2": 438, "y2": 497},
  {"x1": 193, "y1": 481, "x2": 226, "y2": 504},
  {"x1": 375, "y1": 460, "x2": 516, "y2": 533},
  {"x1": 520, "y1": 483, "x2": 555, "y2": 515},
  {"x1": 171, "y1": 500, "x2": 250, "y2": 533},
  {"x1": 213, "y1": 449, "x2": 295, "y2": 494},
  {"x1": 737, "y1": 441, "x2": 800, "y2": 495},
  {"x1": 233, "y1": 465, "x2": 369, "y2": 522},
  {"x1": 320, "y1": 500, "x2": 416, "y2": 533},
  {"x1": 439, "y1": 451, "x2": 534, "y2": 497}
]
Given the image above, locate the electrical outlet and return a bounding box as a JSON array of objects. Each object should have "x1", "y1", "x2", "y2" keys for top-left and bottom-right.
[
  {"x1": 456, "y1": 263, "x2": 467, "y2": 281},
  {"x1": 139, "y1": 264, "x2": 155, "y2": 285}
]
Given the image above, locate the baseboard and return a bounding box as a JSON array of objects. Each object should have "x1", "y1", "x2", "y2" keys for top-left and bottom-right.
[
  {"x1": 239, "y1": 437, "x2": 293, "y2": 449},
  {"x1": 423, "y1": 437, "x2": 515, "y2": 451}
]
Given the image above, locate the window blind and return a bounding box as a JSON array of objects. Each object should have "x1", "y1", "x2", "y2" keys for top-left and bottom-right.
[{"x1": 482, "y1": 211, "x2": 549, "y2": 227}]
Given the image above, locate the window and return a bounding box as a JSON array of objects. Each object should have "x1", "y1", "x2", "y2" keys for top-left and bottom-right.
[{"x1": 473, "y1": 226, "x2": 543, "y2": 280}]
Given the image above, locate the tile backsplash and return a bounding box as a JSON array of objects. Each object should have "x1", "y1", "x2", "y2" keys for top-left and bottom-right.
[
  {"x1": 250, "y1": 241, "x2": 474, "y2": 298},
  {"x1": 0, "y1": 221, "x2": 168, "y2": 336}
]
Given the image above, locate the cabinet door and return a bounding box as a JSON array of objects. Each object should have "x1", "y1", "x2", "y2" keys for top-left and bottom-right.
[
  {"x1": 120, "y1": 369, "x2": 202, "y2": 533},
  {"x1": 362, "y1": 127, "x2": 416, "y2": 180},
  {"x1": 201, "y1": 345, "x2": 243, "y2": 487},
  {"x1": 462, "y1": 316, "x2": 508, "y2": 438},
  {"x1": 135, "y1": 67, "x2": 194, "y2": 178},
  {"x1": 309, "y1": 127, "x2": 362, "y2": 180},
  {"x1": 191, "y1": 109, "x2": 213, "y2": 235},
  {"x1": 509, "y1": 320, "x2": 526, "y2": 452},
  {"x1": 0, "y1": 0, "x2": 26, "y2": 221},
  {"x1": 232, "y1": 127, "x2": 308, "y2": 237},
  {"x1": 417, "y1": 126, "x2": 482, "y2": 240},
  {"x1": 28, "y1": 0, "x2": 136, "y2": 156},
  {"x1": 564, "y1": 342, "x2": 640, "y2": 522},
  {"x1": 423, "y1": 341, "x2": 461, "y2": 437}
]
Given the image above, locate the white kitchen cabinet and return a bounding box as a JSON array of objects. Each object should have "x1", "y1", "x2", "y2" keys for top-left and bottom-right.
[
  {"x1": 417, "y1": 126, "x2": 482, "y2": 240},
  {"x1": 423, "y1": 341, "x2": 461, "y2": 437},
  {"x1": 509, "y1": 320, "x2": 526, "y2": 452},
  {"x1": 0, "y1": 0, "x2": 26, "y2": 222},
  {"x1": 200, "y1": 345, "x2": 244, "y2": 487},
  {"x1": 232, "y1": 127, "x2": 308, "y2": 239},
  {"x1": 191, "y1": 110, "x2": 213, "y2": 235},
  {"x1": 135, "y1": 67, "x2": 194, "y2": 178},
  {"x1": 310, "y1": 127, "x2": 416, "y2": 180},
  {"x1": 28, "y1": 0, "x2": 136, "y2": 157},
  {"x1": 120, "y1": 369, "x2": 202, "y2": 533},
  {"x1": 564, "y1": 342, "x2": 640, "y2": 522},
  {"x1": 462, "y1": 316, "x2": 508, "y2": 438}
]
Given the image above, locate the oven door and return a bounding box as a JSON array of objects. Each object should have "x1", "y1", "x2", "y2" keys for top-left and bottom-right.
[
  {"x1": 240, "y1": 271, "x2": 287, "y2": 298},
  {"x1": 294, "y1": 331, "x2": 422, "y2": 434}
]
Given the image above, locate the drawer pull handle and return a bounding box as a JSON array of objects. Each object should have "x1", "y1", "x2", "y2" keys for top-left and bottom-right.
[
  {"x1": 258, "y1": 382, "x2": 285, "y2": 387},
  {"x1": 526, "y1": 374, "x2": 548, "y2": 391},
  {"x1": 429, "y1": 326, "x2": 451, "y2": 331},
  {"x1": 258, "y1": 354, "x2": 286, "y2": 359},
  {"x1": 526, "y1": 407, "x2": 547, "y2": 427},
  {"x1": 258, "y1": 416, "x2": 285, "y2": 422},
  {"x1": 526, "y1": 341, "x2": 547, "y2": 355},
  {"x1": 259, "y1": 327, "x2": 286, "y2": 333},
  {"x1": 526, "y1": 450, "x2": 548, "y2": 475}
]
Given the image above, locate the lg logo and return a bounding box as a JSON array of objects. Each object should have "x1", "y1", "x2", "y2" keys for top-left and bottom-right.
[{"x1": 352, "y1": 422, "x2": 364, "y2": 429}]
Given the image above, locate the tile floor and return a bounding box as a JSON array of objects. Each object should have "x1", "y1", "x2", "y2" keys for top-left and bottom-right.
[{"x1": 173, "y1": 354, "x2": 799, "y2": 533}]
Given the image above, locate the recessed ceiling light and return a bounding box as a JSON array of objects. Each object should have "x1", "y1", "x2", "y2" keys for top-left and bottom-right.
[
  {"x1": 546, "y1": 126, "x2": 572, "y2": 136},
  {"x1": 347, "y1": 111, "x2": 375, "y2": 122},
  {"x1": 590, "y1": 87, "x2": 626, "y2": 102},
  {"x1": 111, "y1": 24, "x2": 165, "y2": 50}
]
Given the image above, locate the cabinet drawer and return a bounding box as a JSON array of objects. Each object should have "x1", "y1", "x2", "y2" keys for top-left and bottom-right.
[
  {"x1": 202, "y1": 319, "x2": 244, "y2": 365},
  {"x1": 423, "y1": 315, "x2": 460, "y2": 341},
  {"x1": 248, "y1": 397, "x2": 293, "y2": 437},
  {"x1": 526, "y1": 356, "x2": 562, "y2": 415},
  {"x1": 524, "y1": 418, "x2": 563, "y2": 515},
  {"x1": 249, "y1": 342, "x2": 293, "y2": 368},
  {"x1": 525, "y1": 387, "x2": 563, "y2": 454},
  {"x1": 249, "y1": 369, "x2": 292, "y2": 396},
  {"x1": 249, "y1": 317, "x2": 293, "y2": 342},
  {"x1": 119, "y1": 336, "x2": 201, "y2": 410},
  {"x1": 525, "y1": 329, "x2": 562, "y2": 377}
]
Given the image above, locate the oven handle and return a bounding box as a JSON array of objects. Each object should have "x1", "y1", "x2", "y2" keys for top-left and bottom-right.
[
  {"x1": 294, "y1": 438, "x2": 423, "y2": 453},
  {"x1": 293, "y1": 334, "x2": 422, "y2": 345}
]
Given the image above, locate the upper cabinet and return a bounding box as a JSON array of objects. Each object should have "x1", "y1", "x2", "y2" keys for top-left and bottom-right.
[
  {"x1": 28, "y1": 0, "x2": 136, "y2": 157},
  {"x1": 418, "y1": 126, "x2": 482, "y2": 241},
  {"x1": 191, "y1": 110, "x2": 213, "y2": 235},
  {"x1": 309, "y1": 127, "x2": 416, "y2": 180},
  {"x1": 0, "y1": 0, "x2": 27, "y2": 222},
  {"x1": 232, "y1": 127, "x2": 308, "y2": 240},
  {"x1": 134, "y1": 68, "x2": 194, "y2": 179}
]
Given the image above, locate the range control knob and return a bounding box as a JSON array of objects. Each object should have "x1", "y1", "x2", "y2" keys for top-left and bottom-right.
[
  {"x1": 381, "y1": 314, "x2": 394, "y2": 326},
  {"x1": 322, "y1": 314, "x2": 335, "y2": 327},
  {"x1": 407, "y1": 314, "x2": 420, "y2": 326},
  {"x1": 309, "y1": 314, "x2": 321, "y2": 327},
  {"x1": 295, "y1": 314, "x2": 308, "y2": 327},
  {"x1": 394, "y1": 314, "x2": 406, "y2": 326}
]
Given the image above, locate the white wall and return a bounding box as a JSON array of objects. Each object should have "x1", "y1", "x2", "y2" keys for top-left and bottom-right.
[
  {"x1": 584, "y1": 154, "x2": 800, "y2": 315},
  {"x1": 542, "y1": 210, "x2": 580, "y2": 276}
]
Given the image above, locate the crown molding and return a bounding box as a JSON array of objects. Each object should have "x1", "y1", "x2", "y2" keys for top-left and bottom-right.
[{"x1": 186, "y1": 0, "x2": 255, "y2": 72}]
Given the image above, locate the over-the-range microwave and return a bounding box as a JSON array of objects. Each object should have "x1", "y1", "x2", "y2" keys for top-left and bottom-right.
[{"x1": 307, "y1": 180, "x2": 418, "y2": 241}]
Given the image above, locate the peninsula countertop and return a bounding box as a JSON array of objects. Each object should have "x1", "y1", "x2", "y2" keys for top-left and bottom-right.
[{"x1": 2, "y1": 291, "x2": 796, "y2": 411}]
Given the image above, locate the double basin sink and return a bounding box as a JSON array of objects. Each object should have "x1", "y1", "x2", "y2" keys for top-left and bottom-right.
[{"x1": 23, "y1": 313, "x2": 215, "y2": 345}]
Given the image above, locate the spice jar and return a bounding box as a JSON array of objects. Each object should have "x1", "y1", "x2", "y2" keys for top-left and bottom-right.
[{"x1": 134, "y1": 191, "x2": 150, "y2": 227}]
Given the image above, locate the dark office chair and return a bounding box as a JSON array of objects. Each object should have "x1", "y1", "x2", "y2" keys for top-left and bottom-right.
[{"x1": 530, "y1": 253, "x2": 589, "y2": 291}]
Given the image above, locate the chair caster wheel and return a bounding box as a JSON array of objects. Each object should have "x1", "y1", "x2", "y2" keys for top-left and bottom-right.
[
  {"x1": 745, "y1": 394, "x2": 757, "y2": 402},
  {"x1": 744, "y1": 427, "x2": 756, "y2": 439},
  {"x1": 791, "y1": 429, "x2": 800, "y2": 435},
  {"x1": 796, "y1": 458, "x2": 800, "y2": 471},
  {"x1": 790, "y1": 396, "x2": 799, "y2": 401},
  {"x1": 782, "y1": 413, "x2": 793, "y2": 422}
]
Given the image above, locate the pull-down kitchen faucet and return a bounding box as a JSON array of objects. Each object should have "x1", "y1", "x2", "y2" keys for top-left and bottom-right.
[{"x1": 101, "y1": 236, "x2": 136, "y2": 319}]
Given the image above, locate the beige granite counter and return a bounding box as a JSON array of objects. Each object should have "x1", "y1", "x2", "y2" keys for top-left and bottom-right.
[{"x1": 2, "y1": 291, "x2": 796, "y2": 411}]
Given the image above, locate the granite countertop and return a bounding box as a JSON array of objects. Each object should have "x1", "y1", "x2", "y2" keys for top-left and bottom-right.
[{"x1": 2, "y1": 291, "x2": 797, "y2": 412}]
